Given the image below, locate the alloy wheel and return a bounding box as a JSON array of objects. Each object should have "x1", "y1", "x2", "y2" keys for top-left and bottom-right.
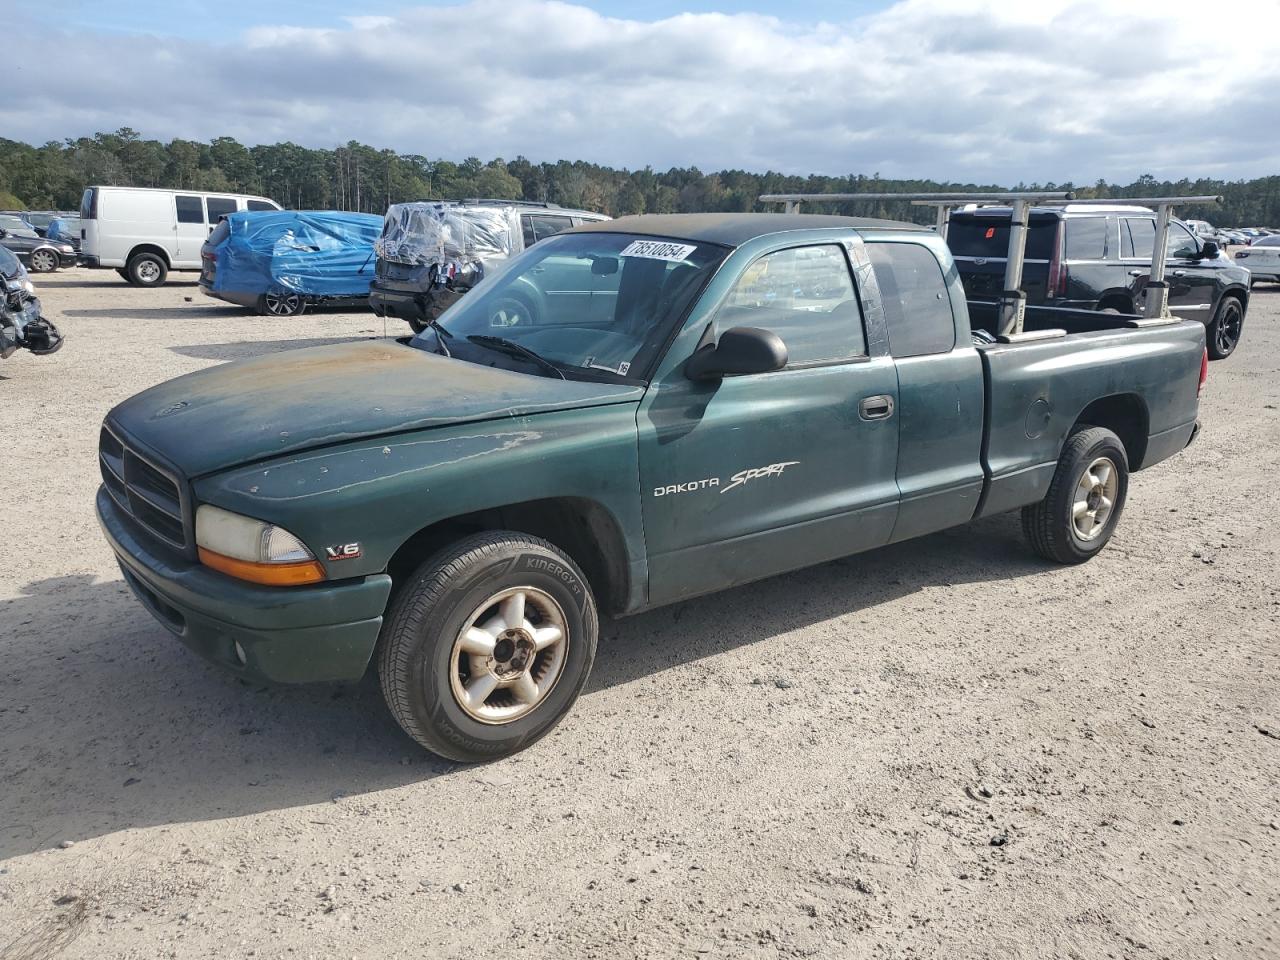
[
  {"x1": 1073, "y1": 456, "x2": 1118, "y2": 541},
  {"x1": 448, "y1": 586, "x2": 569, "y2": 724}
]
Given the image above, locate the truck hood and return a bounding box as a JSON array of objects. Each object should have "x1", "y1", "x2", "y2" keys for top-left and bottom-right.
[{"x1": 107, "y1": 339, "x2": 644, "y2": 477}]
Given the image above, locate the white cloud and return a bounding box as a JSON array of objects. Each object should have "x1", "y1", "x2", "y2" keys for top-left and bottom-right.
[{"x1": 4, "y1": 0, "x2": 1277, "y2": 182}]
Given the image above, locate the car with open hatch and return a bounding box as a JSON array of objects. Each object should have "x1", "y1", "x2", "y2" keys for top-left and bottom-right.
[{"x1": 97, "y1": 212, "x2": 1206, "y2": 762}]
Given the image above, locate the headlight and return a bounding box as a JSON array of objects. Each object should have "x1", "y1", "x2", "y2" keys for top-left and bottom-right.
[
  {"x1": 58, "y1": 245, "x2": 74, "y2": 254},
  {"x1": 195, "y1": 504, "x2": 325, "y2": 586}
]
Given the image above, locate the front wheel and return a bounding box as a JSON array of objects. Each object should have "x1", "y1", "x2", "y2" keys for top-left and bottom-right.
[
  {"x1": 1207, "y1": 296, "x2": 1244, "y2": 360},
  {"x1": 1022, "y1": 426, "x2": 1129, "y2": 564},
  {"x1": 377, "y1": 532, "x2": 598, "y2": 762}
]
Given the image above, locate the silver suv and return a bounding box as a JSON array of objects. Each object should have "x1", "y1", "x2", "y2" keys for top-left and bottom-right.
[{"x1": 369, "y1": 199, "x2": 609, "y2": 331}]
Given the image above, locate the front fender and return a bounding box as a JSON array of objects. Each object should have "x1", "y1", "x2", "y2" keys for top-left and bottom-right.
[{"x1": 192, "y1": 404, "x2": 646, "y2": 586}]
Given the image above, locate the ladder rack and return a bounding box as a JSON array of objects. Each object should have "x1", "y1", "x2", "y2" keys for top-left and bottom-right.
[{"x1": 759, "y1": 191, "x2": 1223, "y2": 333}]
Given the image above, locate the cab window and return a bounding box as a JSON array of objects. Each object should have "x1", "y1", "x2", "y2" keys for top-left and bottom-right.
[
  {"x1": 716, "y1": 245, "x2": 865, "y2": 365},
  {"x1": 866, "y1": 242, "x2": 955, "y2": 358},
  {"x1": 175, "y1": 195, "x2": 204, "y2": 224},
  {"x1": 206, "y1": 197, "x2": 238, "y2": 222},
  {"x1": 247, "y1": 200, "x2": 276, "y2": 212}
]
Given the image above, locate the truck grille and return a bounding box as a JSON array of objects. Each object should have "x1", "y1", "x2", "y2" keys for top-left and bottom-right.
[{"x1": 99, "y1": 425, "x2": 188, "y2": 549}]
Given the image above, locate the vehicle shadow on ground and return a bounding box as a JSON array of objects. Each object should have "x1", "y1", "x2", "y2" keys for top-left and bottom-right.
[
  {"x1": 171, "y1": 335, "x2": 387, "y2": 362},
  {"x1": 36, "y1": 278, "x2": 201, "y2": 289},
  {"x1": 62, "y1": 307, "x2": 242, "y2": 320},
  {"x1": 0, "y1": 513, "x2": 1045, "y2": 859}
]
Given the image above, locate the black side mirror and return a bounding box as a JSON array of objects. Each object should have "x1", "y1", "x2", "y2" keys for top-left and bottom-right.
[
  {"x1": 0, "y1": 228, "x2": 7, "y2": 239},
  {"x1": 1200, "y1": 240, "x2": 1220, "y2": 259},
  {"x1": 590, "y1": 256, "x2": 618, "y2": 276},
  {"x1": 685, "y1": 326, "x2": 788, "y2": 380}
]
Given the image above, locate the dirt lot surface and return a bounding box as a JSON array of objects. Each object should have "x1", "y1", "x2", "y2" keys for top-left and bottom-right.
[{"x1": 1, "y1": 268, "x2": 1277, "y2": 960}]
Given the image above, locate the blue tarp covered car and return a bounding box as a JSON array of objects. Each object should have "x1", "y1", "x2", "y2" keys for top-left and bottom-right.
[{"x1": 199, "y1": 210, "x2": 382, "y2": 316}]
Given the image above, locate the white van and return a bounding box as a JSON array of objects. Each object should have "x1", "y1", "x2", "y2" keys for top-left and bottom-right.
[{"x1": 79, "y1": 186, "x2": 281, "y2": 286}]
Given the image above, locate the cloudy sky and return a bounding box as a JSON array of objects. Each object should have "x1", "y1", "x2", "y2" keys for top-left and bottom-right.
[{"x1": 8, "y1": 0, "x2": 1279, "y2": 183}]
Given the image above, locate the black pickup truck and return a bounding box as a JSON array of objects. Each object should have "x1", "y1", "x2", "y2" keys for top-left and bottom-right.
[{"x1": 948, "y1": 204, "x2": 1250, "y2": 359}]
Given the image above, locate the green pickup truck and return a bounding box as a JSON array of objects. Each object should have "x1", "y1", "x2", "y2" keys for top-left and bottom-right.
[{"x1": 97, "y1": 213, "x2": 1206, "y2": 761}]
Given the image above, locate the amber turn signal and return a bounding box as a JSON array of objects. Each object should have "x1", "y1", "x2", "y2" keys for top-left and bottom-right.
[{"x1": 198, "y1": 547, "x2": 326, "y2": 586}]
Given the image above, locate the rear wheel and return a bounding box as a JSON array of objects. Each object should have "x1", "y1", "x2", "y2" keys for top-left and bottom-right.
[
  {"x1": 258, "y1": 292, "x2": 304, "y2": 317},
  {"x1": 377, "y1": 532, "x2": 598, "y2": 762},
  {"x1": 1207, "y1": 296, "x2": 1244, "y2": 360},
  {"x1": 125, "y1": 252, "x2": 167, "y2": 287},
  {"x1": 1022, "y1": 426, "x2": 1129, "y2": 564},
  {"x1": 28, "y1": 248, "x2": 58, "y2": 273}
]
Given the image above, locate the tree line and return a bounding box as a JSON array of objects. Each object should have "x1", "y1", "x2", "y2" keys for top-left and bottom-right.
[{"x1": 2, "y1": 129, "x2": 1278, "y2": 227}]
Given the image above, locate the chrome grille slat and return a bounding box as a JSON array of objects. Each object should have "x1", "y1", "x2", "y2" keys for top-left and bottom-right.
[{"x1": 99, "y1": 425, "x2": 189, "y2": 550}]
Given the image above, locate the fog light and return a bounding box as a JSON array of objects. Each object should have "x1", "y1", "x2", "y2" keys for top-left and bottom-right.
[{"x1": 234, "y1": 641, "x2": 247, "y2": 665}]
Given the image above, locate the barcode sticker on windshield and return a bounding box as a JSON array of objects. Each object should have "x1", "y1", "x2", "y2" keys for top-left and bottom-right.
[{"x1": 619, "y1": 240, "x2": 697, "y2": 262}]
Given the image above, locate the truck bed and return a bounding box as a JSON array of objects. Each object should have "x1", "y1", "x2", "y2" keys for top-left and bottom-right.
[{"x1": 972, "y1": 310, "x2": 1205, "y2": 518}]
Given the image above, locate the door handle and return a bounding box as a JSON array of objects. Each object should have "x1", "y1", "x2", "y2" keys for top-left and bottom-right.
[
  {"x1": 1128, "y1": 270, "x2": 1144, "y2": 277},
  {"x1": 859, "y1": 395, "x2": 895, "y2": 421},
  {"x1": 1172, "y1": 270, "x2": 1187, "y2": 277}
]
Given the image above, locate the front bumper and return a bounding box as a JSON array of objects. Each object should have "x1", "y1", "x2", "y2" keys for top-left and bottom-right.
[{"x1": 97, "y1": 486, "x2": 393, "y2": 683}]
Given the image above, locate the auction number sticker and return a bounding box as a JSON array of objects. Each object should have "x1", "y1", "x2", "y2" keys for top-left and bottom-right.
[{"x1": 619, "y1": 240, "x2": 697, "y2": 262}]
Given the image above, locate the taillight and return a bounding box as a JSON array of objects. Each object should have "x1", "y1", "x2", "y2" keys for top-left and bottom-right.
[{"x1": 1198, "y1": 347, "x2": 1208, "y2": 398}]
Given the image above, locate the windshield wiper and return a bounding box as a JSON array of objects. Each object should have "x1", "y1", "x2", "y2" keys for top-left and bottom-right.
[
  {"x1": 422, "y1": 317, "x2": 453, "y2": 357},
  {"x1": 467, "y1": 335, "x2": 566, "y2": 380}
]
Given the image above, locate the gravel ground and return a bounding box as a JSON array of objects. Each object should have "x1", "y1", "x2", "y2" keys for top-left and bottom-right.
[{"x1": 1, "y1": 267, "x2": 1278, "y2": 960}]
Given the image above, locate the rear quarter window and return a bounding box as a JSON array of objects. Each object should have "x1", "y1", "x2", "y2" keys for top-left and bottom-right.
[
  {"x1": 866, "y1": 242, "x2": 956, "y2": 358},
  {"x1": 1064, "y1": 217, "x2": 1108, "y2": 259}
]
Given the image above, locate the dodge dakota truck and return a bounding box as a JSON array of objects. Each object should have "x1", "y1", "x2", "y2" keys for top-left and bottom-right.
[{"x1": 97, "y1": 213, "x2": 1206, "y2": 761}]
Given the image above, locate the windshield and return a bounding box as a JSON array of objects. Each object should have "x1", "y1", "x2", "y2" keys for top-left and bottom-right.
[{"x1": 411, "y1": 231, "x2": 727, "y2": 381}]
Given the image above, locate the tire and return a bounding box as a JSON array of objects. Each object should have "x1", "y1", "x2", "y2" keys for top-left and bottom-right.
[
  {"x1": 125, "y1": 252, "x2": 167, "y2": 287},
  {"x1": 1021, "y1": 426, "x2": 1129, "y2": 565},
  {"x1": 488, "y1": 293, "x2": 538, "y2": 328},
  {"x1": 377, "y1": 532, "x2": 598, "y2": 762},
  {"x1": 258, "y1": 292, "x2": 304, "y2": 317},
  {"x1": 1207, "y1": 296, "x2": 1244, "y2": 360},
  {"x1": 28, "y1": 248, "x2": 59, "y2": 273}
]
